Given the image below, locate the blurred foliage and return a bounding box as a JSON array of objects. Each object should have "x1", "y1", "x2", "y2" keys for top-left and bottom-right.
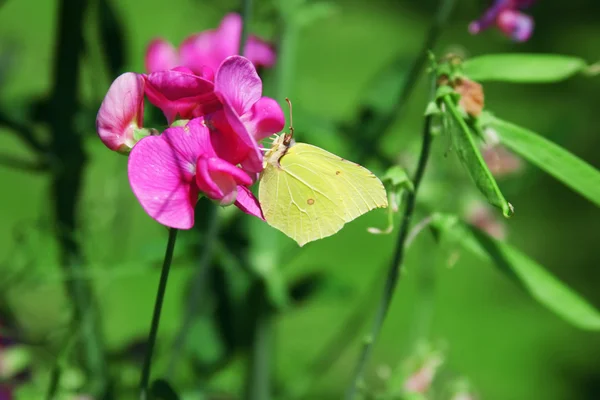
[{"x1": 0, "y1": 0, "x2": 599, "y2": 399}]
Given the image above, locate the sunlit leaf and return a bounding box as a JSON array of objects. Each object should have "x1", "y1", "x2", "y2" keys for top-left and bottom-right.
[
  {"x1": 484, "y1": 114, "x2": 600, "y2": 207},
  {"x1": 463, "y1": 54, "x2": 587, "y2": 83},
  {"x1": 431, "y1": 214, "x2": 600, "y2": 330},
  {"x1": 381, "y1": 165, "x2": 413, "y2": 191},
  {"x1": 441, "y1": 95, "x2": 513, "y2": 217}
]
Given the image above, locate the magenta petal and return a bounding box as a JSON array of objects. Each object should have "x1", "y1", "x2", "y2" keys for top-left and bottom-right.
[
  {"x1": 244, "y1": 36, "x2": 276, "y2": 68},
  {"x1": 469, "y1": 0, "x2": 509, "y2": 34},
  {"x1": 218, "y1": 94, "x2": 263, "y2": 173},
  {"x1": 96, "y1": 72, "x2": 145, "y2": 152},
  {"x1": 180, "y1": 13, "x2": 241, "y2": 74},
  {"x1": 145, "y1": 70, "x2": 219, "y2": 124},
  {"x1": 245, "y1": 97, "x2": 285, "y2": 141},
  {"x1": 235, "y1": 186, "x2": 265, "y2": 220},
  {"x1": 497, "y1": 10, "x2": 534, "y2": 42},
  {"x1": 196, "y1": 156, "x2": 253, "y2": 205},
  {"x1": 209, "y1": 110, "x2": 251, "y2": 166},
  {"x1": 180, "y1": 32, "x2": 219, "y2": 75},
  {"x1": 215, "y1": 56, "x2": 262, "y2": 116},
  {"x1": 128, "y1": 133, "x2": 199, "y2": 229},
  {"x1": 213, "y1": 13, "x2": 243, "y2": 61},
  {"x1": 145, "y1": 39, "x2": 179, "y2": 73}
]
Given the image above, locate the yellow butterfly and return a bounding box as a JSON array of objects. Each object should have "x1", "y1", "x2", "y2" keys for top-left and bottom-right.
[{"x1": 258, "y1": 101, "x2": 388, "y2": 246}]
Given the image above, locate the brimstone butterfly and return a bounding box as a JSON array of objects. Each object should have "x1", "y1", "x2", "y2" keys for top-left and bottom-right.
[{"x1": 258, "y1": 100, "x2": 388, "y2": 247}]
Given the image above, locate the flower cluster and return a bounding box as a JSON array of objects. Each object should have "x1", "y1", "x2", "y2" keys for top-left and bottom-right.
[
  {"x1": 96, "y1": 15, "x2": 284, "y2": 230},
  {"x1": 469, "y1": 0, "x2": 537, "y2": 42},
  {"x1": 145, "y1": 13, "x2": 276, "y2": 75}
]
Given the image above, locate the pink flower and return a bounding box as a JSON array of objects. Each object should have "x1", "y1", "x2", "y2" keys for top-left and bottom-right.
[
  {"x1": 403, "y1": 357, "x2": 443, "y2": 394},
  {"x1": 144, "y1": 68, "x2": 220, "y2": 125},
  {"x1": 469, "y1": 0, "x2": 536, "y2": 42},
  {"x1": 128, "y1": 118, "x2": 263, "y2": 229},
  {"x1": 482, "y1": 145, "x2": 522, "y2": 177},
  {"x1": 96, "y1": 72, "x2": 145, "y2": 153},
  {"x1": 465, "y1": 201, "x2": 506, "y2": 240},
  {"x1": 145, "y1": 13, "x2": 276, "y2": 75},
  {"x1": 209, "y1": 56, "x2": 285, "y2": 173}
]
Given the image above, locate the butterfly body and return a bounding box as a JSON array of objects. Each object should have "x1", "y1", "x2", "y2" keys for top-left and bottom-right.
[{"x1": 259, "y1": 134, "x2": 388, "y2": 246}]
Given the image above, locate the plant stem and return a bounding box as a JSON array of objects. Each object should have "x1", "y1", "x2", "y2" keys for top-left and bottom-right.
[
  {"x1": 245, "y1": 282, "x2": 273, "y2": 400},
  {"x1": 239, "y1": 0, "x2": 253, "y2": 55},
  {"x1": 140, "y1": 228, "x2": 178, "y2": 400},
  {"x1": 49, "y1": 0, "x2": 108, "y2": 395},
  {"x1": 353, "y1": 0, "x2": 455, "y2": 162},
  {"x1": 345, "y1": 80, "x2": 437, "y2": 400},
  {"x1": 167, "y1": 204, "x2": 219, "y2": 378}
]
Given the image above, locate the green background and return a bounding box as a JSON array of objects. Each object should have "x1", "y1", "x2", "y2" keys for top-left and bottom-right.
[{"x1": 0, "y1": 0, "x2": 599, "y2": 399}]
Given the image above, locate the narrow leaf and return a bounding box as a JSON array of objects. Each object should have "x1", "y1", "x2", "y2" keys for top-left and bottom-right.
[
  {"x1": 485, "y1": 115, "x2": 600, "y2": 207},
  {"x1": 442, "y1": 96, "x2": 513, "y2": 217},
  {"x1": 463, "y1": 54, "x2": 587, "y2": 83},
  {"x1": 431, "y1": 214, "x2": 600, "y2": 330},
  {"x1": 382, "y1": 165, "x2": 413, "y2": 191}
]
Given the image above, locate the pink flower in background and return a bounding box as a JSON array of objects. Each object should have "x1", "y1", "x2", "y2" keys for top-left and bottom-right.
[
  {"x1": 96, "y1": 72, "x2": 145, "y2": 153},
  {"x1": 145, "y1": 13, "x2": 276, "y2": 76},
  {"x1": 469, "y1": 0, "x2": 537, "y2": 42},
  {"x1": 128, "y1": 118, "x2": 264, "y2": 229},
  {"x1": 465, "y1": 202, "x2": 506, "y2": 239},
  {"x1": 209, "y1": 56, "x2": 285, "y2": 174},
  {"x1": 403, "y1": 356, "x2": 443, "y2": 394},
  {"x1": 482, "y1": 144, "x2": 523, "y2": 177}
]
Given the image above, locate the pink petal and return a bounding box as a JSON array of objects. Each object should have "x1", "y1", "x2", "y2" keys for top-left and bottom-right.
[
  {"x1": 468, "y1": 0, "x2": 509, "y2": 34},
  {"x1": 145, "y1": 39, "x2": 179, "y2": 73},
  {"x1": 144, "y1": 70, "x2": 220, "y2": 124},
  {"x1": 96, "y1": 72, "x2": 145, "y2": 152},
  {"x1": 213, "y1": 13, "x2": 243, "y2": 61},
  {"x1": 179, "y1": 32, "x2": 221, "y2": 75},
  {"x1": 196, "y1": 156, "x2": 253, "y2": 205},
  {"x1": 497, "y1": 9, "x2": 534, "y2": 42},
  {"x1": 179, "y1": 13, "x2": 240, "y2": 75},
  {"x1": 215, "y1": 55, "x2": 262, "y2": 116},
  {"x1": 218, "y1": 94, "x2": 263, "y2": 173},
  {"x1": 244, "y1": 97, "x2": 285, "y2": 141},
  {"x1": 234, "y1": 186, "x2": 265, "y2": 220},
  {"x1": 208, "y1": 110, "x2": 252, "y2": 166},
  {"x1": 244, "y1": 36, "x2": 276, "y2": 68},
  {"x1": 128, "y1": 131, "x2": 198, "y2": 229}
]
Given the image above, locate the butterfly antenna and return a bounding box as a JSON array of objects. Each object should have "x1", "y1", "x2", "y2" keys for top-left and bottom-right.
[{"x1": 284, "y1": 97, "x2": 294, "y2": 145}]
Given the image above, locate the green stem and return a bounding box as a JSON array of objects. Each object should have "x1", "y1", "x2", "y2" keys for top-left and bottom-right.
[
  {"x1": 275, "y1": 1, "x2": 298, "y2": 102},
  {"x1": 49, "y1": 0, "x2": 108, "y2": 395},
  {"x1": 354, "y1": 0, "x2": 455, "y2": 162},
  {"x1": 345, "y1": 80, "x2": 437, "y2": 400},
  {"x1": 167, "y1": 204, "x2": 219, "y2": 378},
  {"x1": 379, "y1": 0, "x2": 455, "y2": 131},
  {"x1": 245, "y1": 282, "x2": 273, "y2": 400},
  {"x1": 239, "y1": 0, "x2": 253, "y2": 55},
  {"x1": 140, "y1": 228, "x2": 178, "y2": 400}
]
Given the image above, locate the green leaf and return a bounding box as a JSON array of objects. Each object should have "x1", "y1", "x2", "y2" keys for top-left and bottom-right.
[
  {"x1": 151, "y1": 379, "x2": 180, "y2": 400},
  {"x1": 431, "y1": 214, "x2": 600, "y2": 330},
  {"x1": 381, "y1": 165, "x2": 413, "y2": 191},
  {"x1": 442, "y1": 96, "x2": 513, "y2": 217},
  {"x1": 485, "y1": 114, "x2": 600, "y2": 207},
  {"x1": 463, "y1": 54, "x2": 587, "y2": 83}
]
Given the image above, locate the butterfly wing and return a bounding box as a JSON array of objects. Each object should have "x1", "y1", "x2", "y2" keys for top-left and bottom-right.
[{"x1": 259, "y1": 143, "x2": 388, "y2": 246}]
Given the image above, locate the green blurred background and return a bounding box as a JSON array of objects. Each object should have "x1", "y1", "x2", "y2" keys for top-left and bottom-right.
[{"x1": 0, "y1": 0, "x2": 599, "y2": 399}]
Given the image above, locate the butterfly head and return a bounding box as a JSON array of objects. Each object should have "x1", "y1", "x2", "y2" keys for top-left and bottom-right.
[
  {"x1": 263, "y1": 98, "x2": 296, "y2": 168},
  {"x1": 264, "y1": 133, "x2": 293, "y2": 168}
]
